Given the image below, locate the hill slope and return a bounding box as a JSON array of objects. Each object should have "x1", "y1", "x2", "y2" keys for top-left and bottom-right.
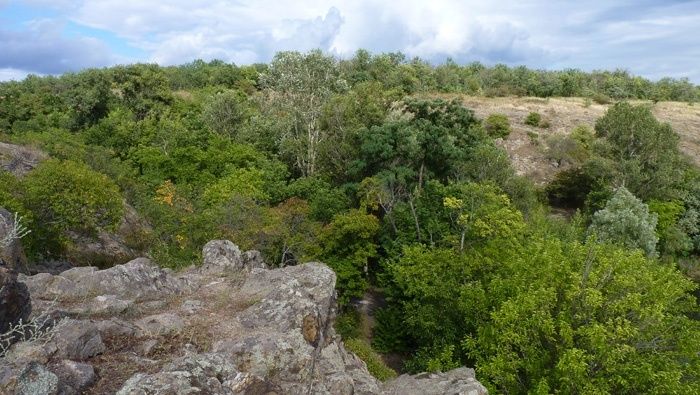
[{"x1": 426, "y1": 95, "x2": 700, "y2": 184}]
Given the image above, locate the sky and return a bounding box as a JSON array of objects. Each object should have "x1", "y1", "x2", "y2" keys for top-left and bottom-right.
[{"x1": 1, "y1": 0, "x2": 699, "y2": 82}]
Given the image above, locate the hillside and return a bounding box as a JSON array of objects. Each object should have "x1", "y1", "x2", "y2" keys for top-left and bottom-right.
[
  {"x1": 423, "y1": 95, "x2": 700, "y2": 184},
  {"x1": 1, "y1": 53, "x2": 699, "y2": 394}
]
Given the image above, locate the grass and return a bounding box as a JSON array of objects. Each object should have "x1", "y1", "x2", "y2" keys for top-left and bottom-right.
[{"x1": 344, "y1": 338, "x2": 398, "y2": 381}]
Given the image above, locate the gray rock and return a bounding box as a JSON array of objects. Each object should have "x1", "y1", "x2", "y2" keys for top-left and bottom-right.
[
  {"x1": 16, "y1": 362, "x2": 59, "y2": 395},
  {"x1": 201, "y1": 239, "x2": 245, "y2": 273},
  {"x1": 180, "y1": 299, "x2": 203, "y2": 315},
  {"x1": 0, "y1": 142, "x2": 47, "y2": 177},
  {"x1": 243, "y1": 249, "x2": 267, "y2": 269},
  {"x1": 95, "y1": 317, "x2": 138, "y2": 338},
  {"x1": 135, "y1": 313, "x2": 185, "y2": 336},
  {"x1": 51, "y1": 360, "x2": 96, "y2": 394},
  {"x1": 79, "y1": 294, "x2": 132, "y2": 316},
  {"x1": 22, "y1": 257, "x2": 187, "y2": 302},
  {"x1": 0, "y1": 265, "x2": 31, "y2": 334},
  {"x1": 134, "y1": 339, "x2": 159, "y2": 356},
  {"x1": 382, "y1": 367, "x2": 488, "y2": 395},
  {"x1": 51, "y1": 319, "x2": 105, "y2": 360},
  {"x1": 117, "y1": 353, "x2": 277, "y2": 395}
]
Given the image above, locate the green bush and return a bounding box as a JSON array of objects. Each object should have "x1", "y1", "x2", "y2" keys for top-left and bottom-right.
[
  {"x1": 23, "y1": 159, "x2": 123, "y2": 254},
  {"x1": 344, "y1": 338, "x2": 397, "y2": 381},
  {"x1": 589, "y1": 187, "x2": 658, "y2": 256},
  {"x1": 335, "y1": 309, "x2": 361, "y2": 340},
  {"x1": 592, "y1": 93, "x2": 612, "y2": 105},
  {"x1": 524, "y1": 112, "x2": 542, "y2": 127},
  {"x1": 483, "y1": 113, "x2": 511, "y2": 138}
]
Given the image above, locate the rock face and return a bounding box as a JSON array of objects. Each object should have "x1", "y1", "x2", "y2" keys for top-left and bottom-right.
[
  {"x1": 0, "y1": 142, "x2": 47, "y2": 178},
  {"x1": 0, "y1": 266, "x2": 31, "y2": 335},
  {"x1": 1, "y1": 241, "x2": 488, "y2": 394}
]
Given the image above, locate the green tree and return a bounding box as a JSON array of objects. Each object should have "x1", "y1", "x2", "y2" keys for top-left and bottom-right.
[
  {"x1": 321, "y1": 209, "x2": 380, "y2": 304},
  {"x1": 259, "y1": 50, "x2": 346, "y2": 176},
  {"x1": 23, "y1": 159, "x2": 123, "y2": 255},
  {"x1": 588, "y1": 187, "x2": 658, "y2": 256},
  {"x1": 594, "y1": 102, "x2": 685, "y2": 199}
]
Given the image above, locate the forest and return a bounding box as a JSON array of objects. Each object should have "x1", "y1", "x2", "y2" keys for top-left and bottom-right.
[{"x1": 1, "y1": 50, "x2": 699, "y2": 394}]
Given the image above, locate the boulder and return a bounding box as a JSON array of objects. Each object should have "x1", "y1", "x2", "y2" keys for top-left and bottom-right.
[
  {"x1": 15, "y1": 362, "x2": 59, "y2": 395},
  {"x1": 20, "y1": 257, "x2": 188, "y2": 303},
  {"x1": 51, "y1": 319, "x2": 105, "y2": 360},
  {"x1": 0, "y1": 142, "x2": 47, "y2": 178},
  {"x1": 0, "y1": 265, "x2": 31, "y2": 334},
  {"x1": 135, "y1": 313, "x2": 185, "y2": 337},
  {"x1": 382, "y1": 367, "x2": 489, "y2": 395},
  {"x1": 51, "y1": 360, "x2": 96, "y2": 394},
  {"x1": 117, "y1": 353, "x2": 277, "y2": 395},
  {"x1": 202, "y1": 239, "x2": 244, "y2": 272}
]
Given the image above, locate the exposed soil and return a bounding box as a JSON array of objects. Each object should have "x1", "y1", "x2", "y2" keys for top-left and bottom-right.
[{"x1": 416, "y1": 94, "x2": 700, "y2": 185}]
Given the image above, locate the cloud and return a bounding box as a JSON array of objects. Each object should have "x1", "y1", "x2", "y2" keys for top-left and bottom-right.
[
  {"x1": 0, "y1": 19, "x2": 117, "y2": 75},
  {"x1": 1, "y1": 0, "x2": 699, "y2": 82},
  {"x1": 0, "y1": 68, "x2": 31, "y2": 81}
]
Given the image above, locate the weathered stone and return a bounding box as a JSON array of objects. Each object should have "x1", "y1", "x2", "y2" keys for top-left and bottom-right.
[
  {"x1": 51, "y1": 319, "x2": 105, "y2": 360},
  {"x1": 51, "y1": 360, "x2": 96, "y2": 394},
  {"x1": 0, "y1": 265, "x2": 31, "y2": 334},
  {"x1": 135, "y1": 313, "x2": 185, "y2": 337},
  {"x1": 15, "y1": 362, "x2": 59, "y2": 395},
  {"x1": 201, "y1": 239, "x2": 245, "y2": 273},
  {"x1": 180, "y1": 299, "x2": 203, "y2": 315},
  {"x1": 95, "y1": 317, "x2": 138, "y2": 338},
  {"x1": 116, "y1": 353, "x2": 277, "y2": 395},
  {"x1": 0, "y1": 142, "x2": 47, "y2": 178},
  {"x1": 78, "y1": 294, "x2": 132, "y2": 316},
  {"x1": 21, "y1": 257, "x2": 187, "y2": 302},
  {"x1": 6, "y1": 239, "x2": 489, "y2": 394},
  {"x1": 382, "y1": 367, "x2": 489, "y2": 395}
]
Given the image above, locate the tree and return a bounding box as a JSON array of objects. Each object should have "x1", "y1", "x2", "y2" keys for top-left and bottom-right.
[
  {"x1": 588, "y1": 187, "x2": 658, "y2": 256},
  {"x1": 23, "y1": 159, "x2": 123, "y2": 255},
  {"x1": 320, "y1": 209, "x2": 380, "y2": 304},
  {"x1": 594, "y1": 102, "x2": 685, "y2": 199},
  {"x1": 202, "y1": 90, "x2": 250, "y2": 139},
  {"x1": 259, "y1": 50, "x2": 346, "y2": 176}
]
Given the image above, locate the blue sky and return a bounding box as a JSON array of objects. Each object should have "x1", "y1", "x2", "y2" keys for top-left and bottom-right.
[{"x1": 1, "y1": 0, "x2": 699, "y2": 82}]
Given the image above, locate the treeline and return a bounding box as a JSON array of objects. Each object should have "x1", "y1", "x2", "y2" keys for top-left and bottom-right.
[{"x1": 0, "y1": 50, "x2": 699, "y2": 393}]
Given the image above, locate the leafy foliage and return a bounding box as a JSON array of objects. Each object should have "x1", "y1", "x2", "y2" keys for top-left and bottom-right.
[
  {"x1": 589, "y1": 187, "x2": 659, "y2": 256},
  {"x1": 483, "y1": 113, "x2": 511, "y2": 138}
]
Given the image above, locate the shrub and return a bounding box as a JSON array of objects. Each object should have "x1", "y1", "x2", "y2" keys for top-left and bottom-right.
[
  {"x1": 483, "y1": 113, "x2": 511, "y2": 138},
  {"x1": 524, "y1": 112, "x2": 542, "y2": 127},
  {"x1": 588, "y1": 187, "x2": 658, "y2": 256},
  {"x1": 570, "y1": 125, "x2": 595, "y2": 150},
  {"x1": 344, "y1": 338, "x2": 397, "y2": 381},
  {"x1": 335, "y1": 309, "x2": 361, "y2": 340},
  {"x1": 526, "y1": 131, "x2": 539, "y2": 145},
  {"x1": 592, "y1": 93, "x2": 612, "y2": 105},
  {"x1": 23, "y1": 159, "x2": 123, "y2": 254}
]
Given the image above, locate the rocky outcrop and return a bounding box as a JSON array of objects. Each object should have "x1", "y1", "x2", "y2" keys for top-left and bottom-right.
[
  {"x1": 0, "y1": 142, "x2": 47, "y2": 178},
  {"x1": 1, "y1": 240, "x2": 488, "y2": 394},
  {"x1": 0, "y1": 208, "x2": 32, "y2": 336}
]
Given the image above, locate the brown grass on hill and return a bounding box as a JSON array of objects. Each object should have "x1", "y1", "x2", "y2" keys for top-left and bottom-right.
[{"x1": 416, "y1": 94, "x2": 700, "y2": 185}]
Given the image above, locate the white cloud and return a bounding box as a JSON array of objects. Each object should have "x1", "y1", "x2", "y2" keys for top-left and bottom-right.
[
  {"x1": 0, "y1": 68, "x2": 32, "y2": 81},
  {"x1": 3, "y1": 0, "x2": 699, "y2": 81},
  {"x1": 0, "y1": 18, "x2": 117, "y2": 74}
]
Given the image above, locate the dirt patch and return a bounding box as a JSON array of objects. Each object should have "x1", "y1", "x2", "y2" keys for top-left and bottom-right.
[{"x1": 416, "y1": 94, "x2": 700, "y2": 184}]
